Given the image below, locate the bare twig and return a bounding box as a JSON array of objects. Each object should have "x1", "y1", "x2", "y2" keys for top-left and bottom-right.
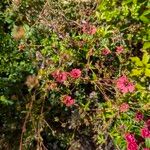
[{"x1": 19, "y1": 94, "x2": 35, "y2": 150}]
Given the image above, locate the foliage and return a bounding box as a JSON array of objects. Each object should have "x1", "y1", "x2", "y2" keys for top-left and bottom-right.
[
  {"x1": 130, "y1": 51, "x2": 150, "y2": 77},
  {"x1": 0, "y1": 0, "x2": 150, "y2": 150}
]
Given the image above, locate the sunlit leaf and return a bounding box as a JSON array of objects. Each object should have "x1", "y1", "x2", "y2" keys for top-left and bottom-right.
[
  {"x1": 143, "y1": 42, "x2": 150, "y2": 50},
  {"x1": 130, "y1": 69, "x2": 143, "y2": 76},
  {"x1": 142, "y1": 52, "x2": 150, "y2": 65},
  {"x1": 130, "y1": 57, "x2": 143, "y2": 66},
  {"x1": 145, "y1": 68, "x2": 150, "y2": 77}
]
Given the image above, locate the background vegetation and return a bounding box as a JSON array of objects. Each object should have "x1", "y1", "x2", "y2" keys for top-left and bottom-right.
[{"x1": 0, "y1": 0, "x2": 150, "y2": 149}]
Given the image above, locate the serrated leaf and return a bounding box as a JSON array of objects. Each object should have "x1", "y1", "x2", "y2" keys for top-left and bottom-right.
[
  {"x1": 130, "y1": 57, "x2": 143, "y2": 66},
  {"x1": 142, "y1": 52, "x2": 150, "y2": 65},
  {"x1": 130, "y1": 69, "x2": 143, "y2": 76},
  {"x1": 145, "y1": 68, "x2": 150, "y2": 77}
]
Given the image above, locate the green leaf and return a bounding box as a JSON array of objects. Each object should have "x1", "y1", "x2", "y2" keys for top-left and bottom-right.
[
  {"x1": 84, "y1": 101, "x2": 91, "y2": 111},
  {"x1": 143, "y1": 42, "x2": 150, "y2": 50},
  {"x1": 136, "y1": 84, "x2": 145, "y2": 90},
  {"x1": 140, "y1": 10, "x2": 150, "y2": 23},
  {"x1": 123, "y1": 0, "x2": 132, "y2": 4},
  {"x1": 140, "y1": 15, "x2": 150, "y2": 23},
  {"x1": 145, "y1": 138, "x2": 150, "y2": 148},
  {"x1": 23, "y1": 24, "x2": 30, "y2": 32},
  {"x1": 92, "y1": 72, "x2": 97, "y2": 80},
  {"x1": 0, "y1": 95, "x2": 13, "y2": 105},
  {"x1": 130, "y1": 69, "x2": 143, "y2": 76},
  {"x1": 142, "y1": 52, "x2": 150, "y2": 65},
  {"x1": 130, "y1": 57, "x2": 143, "y2": 66},
  {"x1": 145, "y1": 68, "x2": 150, "y2": 77},
  {"x1": 146, "y1": 64, "x2": 150, "y2": 68},
  {"x1": 133, "y1": 0, "x2": 137, "y2": 4}
]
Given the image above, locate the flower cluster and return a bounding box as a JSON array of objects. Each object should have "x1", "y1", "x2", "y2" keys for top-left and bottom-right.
[
  {"x1": 52, "y1": 69, "x2": 81, "y2": 107},
  {"x1": 101, "y1": 46, "x2": 124, "y2": 56},
  {"x1": 125, "y1": 133, "x2": 138, "y2": 150},
  {"x1": 52, "y1": 68, "x2": 81, "y2": 83},
  {"x1": 116, "y1": 75, "x2": 135, "y2": 94}
]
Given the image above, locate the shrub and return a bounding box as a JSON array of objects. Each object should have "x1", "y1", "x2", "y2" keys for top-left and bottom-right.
[{"x1": 0, "y1": 0, "x2": 149, "y2": 149}]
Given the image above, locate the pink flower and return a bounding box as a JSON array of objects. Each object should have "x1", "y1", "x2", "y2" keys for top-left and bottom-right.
[
  {"x1": 135, "y1": 112, "x2": 144, "y2": 121},
  {"x1": 101, "y1": 48, "x2": 111, "y2": 55},
  {"x1": 119, "y1": 103, "x2": 129, "y2": 112},
  {"x1": 116, "y1": 46, "x2": 124, "y2": 54},
  {"x1": 52, "y1": 70, "x2": 67, "y2": 83},
  {"x1": 125, "y1": 133, "x2": 138, "y2": 150},
  {"x1": 125, "y1": 133, "x2": 136, "y2": 143},
  {"x1": 70, "y1": 69, "x2": 81, "y2": 79},
  {"x1": 116, "y1": 75, "x2": 135, "y2": 94},
  {"x1": 127, "y1": 82, "x2": 135, "y2": 92},
  {"x1": 127, "y1": 142, "x2": 138, "y2": 150},
  {"x1": 90, "y1": 26, "x2": 97, "y2": 35},
  {"x1": 82, "y1": 23, "x2": 97, "y2": 35},
  {"x1": 141, "y1": 128, "x2": 150, "y2": 138},
  {"x1": 143, "y1": 148, "x2": 150, "y2": 150},
  {"x1": 62, "y1": 95, "x2": 75, "y2": 107}
]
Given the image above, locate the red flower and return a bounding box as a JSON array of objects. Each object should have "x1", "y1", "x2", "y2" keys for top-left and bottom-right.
[
  {"x1": 70, "y1": 69, "x2": 81, "y2": 79},
  {"x1": 116, "y1": 75, "x2": 135, "y2": 94},
  {"x1": 52, "y1": 70, "x2": 67, "y2": 83},
  {"x1": 135, "y1": 112, "x2": 144, "y2": 121},
  {"x1": 141, "y1": 127, "x2": 150, "y2": 138},
  {"x1": 62, "y1": 95, "x2": 75, "y2": 107},
  {"x1": 82, "y1": 23, "x2": 97, "y2": 35},
  {"x1": 119, "y1": 103, "x2": 129, "y2": 112},
  {"x1": 101, "y1": 48, "x2": 111, "y2": 55},
  {"x1": 116, "y1": 46, "x2": 124, "y2": 54}
]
